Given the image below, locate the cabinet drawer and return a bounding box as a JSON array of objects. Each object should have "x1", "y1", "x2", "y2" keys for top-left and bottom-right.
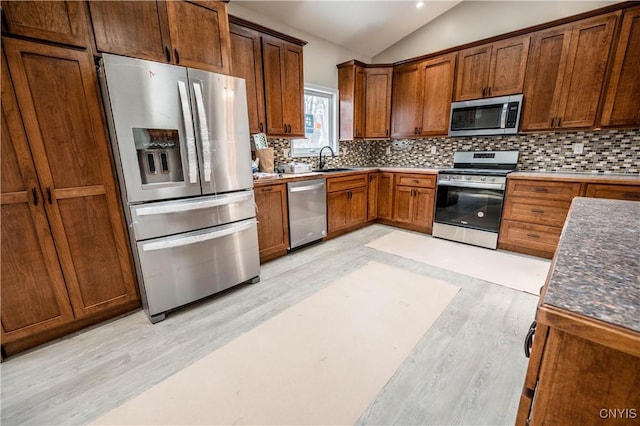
[
  {"x1": 499, "y1": 220, "x2": 561, "y2": 254},
  {"x1": 396, "y1": 173, "x2": 436, "y2": 188},
  {"x1": 584, "y1": 183, "x2": 640, "y2": 201},
  {"x1": 507, "y1": 179, "x2": 582, "y2": 201},
  {"x1": 502, "y1": 197, "x2": 572, "y2": 227},
  {"x1": 327, "y1": 174, "x2": 368, "y2": 192}
]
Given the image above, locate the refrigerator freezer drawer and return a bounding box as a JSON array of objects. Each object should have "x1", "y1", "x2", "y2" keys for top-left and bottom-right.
[
  {"x1": 130, "y1": 190, "x2": 256, "y2": 240},
  {"x1": 136, "y1": 218, "x2": 260, "y2": 318}
]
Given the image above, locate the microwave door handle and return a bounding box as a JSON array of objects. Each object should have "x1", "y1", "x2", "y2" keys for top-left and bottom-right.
[
  {"x1": 141, "y1": 219, "x2": 256, "y2": 251},
  {"x1": 192, "y1": 82, "x2": 212, "y2": 182},
  {"x1": 177, "y1": 81, "x2": 198, "y2": 184},
  {"x1": 500, "y1": 103, "x2": 508, "y2": 129}
]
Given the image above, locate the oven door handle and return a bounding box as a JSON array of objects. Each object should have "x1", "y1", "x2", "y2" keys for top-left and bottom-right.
[
  {"x1": 134, "y1": 191, "x2": 254, "y2": 216},
  {"x1": 438, "y1": 181, "x2": 505, "y2": 190},
  {"x1": 142, "y1": 219, "x2": 256, "y2": 251}
]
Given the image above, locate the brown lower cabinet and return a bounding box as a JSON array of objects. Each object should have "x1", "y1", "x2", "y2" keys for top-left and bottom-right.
[
  {"x1": 366, "y1": 173, "x2": 379, "y2": 221},
  {"x1": 1, "y1": 38, "x2": 139, "y2": 356},
  {"x1": 518, "y1": 322, "x2": 640, "y2": 425},
  {"x1": 254, "y1": 183, "x2": 289, "y2": 263},
  {"x1": 392, "y1": 173, "x2": 436, "y2": 233},
  {"x1": 376, "y1": 172, "x2": 395, "y2": 221},
  {"x1": 326, "y1": 174, "x2": 368, "y2": 238},
  {"x1": 499, "y1": 177, "x2": 640, "y2": 258}
]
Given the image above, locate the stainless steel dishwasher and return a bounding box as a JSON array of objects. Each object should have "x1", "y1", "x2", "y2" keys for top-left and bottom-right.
[{"x1": 287, "y1": 178, "x2": 327, "y2": 250}]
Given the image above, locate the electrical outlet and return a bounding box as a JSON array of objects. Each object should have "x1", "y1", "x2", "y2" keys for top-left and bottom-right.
[
  {"x1": 430, "y1": 146, "x2": 437, "y2": 155},
  {"x1": 385, "y1": 146, "x2": 391, "y2": 155},
  {"x1": 572, "y1": 142, "x2": 584, "y2": 154}
]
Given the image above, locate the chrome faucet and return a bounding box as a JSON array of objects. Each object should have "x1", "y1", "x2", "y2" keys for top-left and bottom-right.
[{"x1": 318, "y1": 145, "x2": 335, "y2": 170}]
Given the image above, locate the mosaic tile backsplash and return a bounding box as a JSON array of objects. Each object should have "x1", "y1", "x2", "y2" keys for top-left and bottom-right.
[{"x1": 268, "y1": 129, "x2": 640, "y2": 174}]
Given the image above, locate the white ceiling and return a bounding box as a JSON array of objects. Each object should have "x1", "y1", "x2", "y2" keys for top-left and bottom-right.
[{"x1": 233, "y1": 0, "x2": 462, "y2": 58}]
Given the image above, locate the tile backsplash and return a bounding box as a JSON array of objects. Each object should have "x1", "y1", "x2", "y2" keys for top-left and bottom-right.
[{"x1": 267, "y1": 128, "x2": 640, "y2": 174}]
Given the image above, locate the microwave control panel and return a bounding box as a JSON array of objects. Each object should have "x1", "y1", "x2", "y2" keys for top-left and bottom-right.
[{"x1": 506, "y1": 102, "x2": 520, "y2": 128}]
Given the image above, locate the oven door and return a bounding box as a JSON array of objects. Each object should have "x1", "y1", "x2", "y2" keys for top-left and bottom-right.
[{"x1": 434, "y1": 183, "x2": 505, "y2": 232}]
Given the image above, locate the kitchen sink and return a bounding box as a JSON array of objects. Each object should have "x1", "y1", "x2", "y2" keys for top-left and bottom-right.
[{"x1": 312, "y1": 167, "x2": 358, "y2": 173}]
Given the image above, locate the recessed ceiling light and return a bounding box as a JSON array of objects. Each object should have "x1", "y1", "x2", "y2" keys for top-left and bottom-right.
[{"x1": 416, "y1": 1, "x2": 424, "y2": 8}]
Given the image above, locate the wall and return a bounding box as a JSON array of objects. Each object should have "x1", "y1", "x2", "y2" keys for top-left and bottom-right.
[
  {"x1": 373, "y1": 0, "x2": 621, "y2": 63},
  {"x1": 228, "y1": 3, "x2": 370, "y2": 89},
  {"x1": 269, "y1": 129, "x2": 640, "y2": 174}
]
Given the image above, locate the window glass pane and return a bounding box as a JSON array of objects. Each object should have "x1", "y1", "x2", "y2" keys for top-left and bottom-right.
[{"x1": 291, "y1": 85, "x2": 338, "y2": 157}]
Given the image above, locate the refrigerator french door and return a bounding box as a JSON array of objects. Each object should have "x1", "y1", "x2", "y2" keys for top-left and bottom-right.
[{"x1": 100, "y1": 54, "x2": 259, "y2": 323}]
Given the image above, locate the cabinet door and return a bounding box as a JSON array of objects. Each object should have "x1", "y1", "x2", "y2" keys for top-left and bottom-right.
[
  {"x1": 88, "y1": 0, "x2": 172, "y2": 63},
  {"x1": 377, "y1": 172, "x2": 394, "y2": 220},
  {"x1": 364, "y1": 67, "x2": 391, "y2": 138},
  {"x1": 601, "y1": 7, "x2": 640, "y2": 127},
  {"x1": 254, "y1": 184, "x2": 289, "y2": 262},
  {"x1": 393, "y1": 186, "x2": 414, "y2": 224},
  {"x1": 3, "y1": 38, "x2": 138, "y2": 319},
  {"x1": 282, "y1": 41, "x2": 305, "y2": 136},
  {"x1": 1, "y1": 0, "x2": 89, "y2": 47},
  {"x1": 1, "y1": 51, "x2": 75, "y2": 343},
  {"x1": 413, "y1": 187, "x2": 435, "y2": 229},
  {"x1": 487, "y1": 35, "x2": 530, "y2": 97},
  {"x1": 166, "y1": 0, "x2": 231, "y2": 74},
  {"x1": 353, "y1": 66, "x2": 366, "y2": 138},
  {"x1": 349, "y1": 187, "x2": 367, "y2": 226},
  {"x1": 556, "y1": 13, "x2": 617, "y2": 129},
  {"x1": 391, "y1": 62, "x2": 423, "y2": 138},
  {"x1": 337, "y1": 63, "x2": 365, "y2": 140},
  {"x1": 327, "y1": 191, "x2": 349, "y2": 233},
  {"x1": 454, "y1": 44, "x2": 491, "y2": 101},
  {"x1": 262, "y1": 35, "x2": 287, "y2": 135},
  {"x1": 420, "y1": 53, "x2": 456, "y2": 136},
  {"x1": 230, "y1": 23, "x2": 266, "y2": 134},
  {"x1": 521, "y1": 25, "x2": 572, "y2": 131},
  {"x1": 367, "y1": 173, "x2": 379, "y2": 221}
]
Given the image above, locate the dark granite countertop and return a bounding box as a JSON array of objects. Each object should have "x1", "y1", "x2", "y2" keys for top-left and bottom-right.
[{"x1": 543, "y1": 197, "x2": 640, "y2": 333}]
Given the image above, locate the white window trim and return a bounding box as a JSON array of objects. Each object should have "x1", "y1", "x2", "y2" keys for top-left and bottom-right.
[{"x1": 291, "y1": 83, "x2": 339, "y2": 158}]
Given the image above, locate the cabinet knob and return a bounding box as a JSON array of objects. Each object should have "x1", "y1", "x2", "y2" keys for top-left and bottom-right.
[
  {"x1": 261, "y1": 187, "x2": 273, "y2": 192},
  {"x1": 31, "y1": 187, "x2": 38, "y2": 206},
  {"x1": 550, "y1": 117, "x2": 556, "y2": 127},
  {"x1": 174, "y1": 48, "x2": 180, "y2": 64},
  {"x1": 557, "y1": 116, "x2": 562, "y2": 127},
  {"x1": 488, "y1": 87, "x2": 491, "y2": 96},
  {"x1": 164, "y1": 46, "x2": 171, "y2": 62},
  {"x1": 259, "y1": 123, "x2": 263, "y2": 132},
  {"x1": 46, "y1": 187, "x2": 52, "y2": 204}
]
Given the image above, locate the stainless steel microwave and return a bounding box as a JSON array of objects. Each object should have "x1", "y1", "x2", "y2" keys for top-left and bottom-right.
[{"x1": 448, "y1": 94, "x2": 523, "y2": 137}]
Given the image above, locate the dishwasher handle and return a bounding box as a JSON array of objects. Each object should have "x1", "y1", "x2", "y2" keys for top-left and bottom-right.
[{"x1": 289, "y1": 183, "x2": 325, "y2": 193}]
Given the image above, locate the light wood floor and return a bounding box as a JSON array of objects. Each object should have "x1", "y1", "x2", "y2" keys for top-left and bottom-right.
[{"x1": 0, "y1": 224, "x2": 538, "y2": 425}]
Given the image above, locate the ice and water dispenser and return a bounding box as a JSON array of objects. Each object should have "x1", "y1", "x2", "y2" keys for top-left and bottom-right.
[{"x1": 133, "y1": 128, "x2": 184, "y2": 184}]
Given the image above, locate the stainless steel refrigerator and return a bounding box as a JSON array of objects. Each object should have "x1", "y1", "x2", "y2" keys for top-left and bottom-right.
[{"x1": 99, "y1": 54, "x2": 259, "y2": 323}]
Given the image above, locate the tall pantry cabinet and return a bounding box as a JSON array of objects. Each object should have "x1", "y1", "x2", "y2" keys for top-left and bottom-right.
[{"x1": 1, "y1": 36, "x2": 139, "y2": 355}]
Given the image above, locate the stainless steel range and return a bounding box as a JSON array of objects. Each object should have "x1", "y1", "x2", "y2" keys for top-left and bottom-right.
[{"x1": 433, "y1": 150, "x2": 519, "y2": 249}]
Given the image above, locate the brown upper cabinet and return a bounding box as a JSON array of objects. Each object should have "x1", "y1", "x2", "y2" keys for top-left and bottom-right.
[
  {"x1": 391, "y1": 53, "x2": 456, "y2": 138},
  {"x1": 600, "y1": 6, "x2": 640, "y2": 127},
  {"x1": 1, "y1": 0, "x2": 90, "y2": 47},
  {"x1": 262, "y1": 34, "x2": 305, "y2": 137},
  {"x1": 229, "y1": 17, "x2": 306, "y2": 137},
  {"x1": 338, "y1": 61, "x2": 392, "y2": 140},
  {"x1": 454, "y1": 35, "x2": 530, "y2": 101},
  {"x1": 521, "y1": 12, "x2": 618, "y2": 131},
  {"x1": 89, "y1": 0, "x2": 231, "y2": 74},
  {"x1": 229, "y1": 23, "x2": 266, "y2": 134},
  {"x1": 365, "y1": 67, "x2": 393, "y2": 139}
]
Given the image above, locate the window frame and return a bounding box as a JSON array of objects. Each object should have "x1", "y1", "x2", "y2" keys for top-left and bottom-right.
[{"x1": 291, "y1": 83, "x2": 339, "y2": 158}]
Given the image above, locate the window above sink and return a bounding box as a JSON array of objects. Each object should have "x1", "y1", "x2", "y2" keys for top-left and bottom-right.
[{"x1": 291, "y1": 84, "x2": 339, "y2": 158}]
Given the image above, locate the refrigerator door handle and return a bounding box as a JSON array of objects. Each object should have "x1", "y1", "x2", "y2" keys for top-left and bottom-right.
[
  {"x1": 192, "y1": 82, "x2": 212, "y2": 182},
  {"x1": 135, "y1": 191, "x2": 253, "y2": 216},
  {"x1": 142, "y1": 219, "x2": 256, "y2": 251},
  {"x1": 177, "y1": 80, "x2": 198, "y2": 184}
]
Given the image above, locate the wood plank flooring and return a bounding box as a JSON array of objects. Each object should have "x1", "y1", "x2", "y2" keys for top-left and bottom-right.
[{"x1": 0, "y1": 224, "x2": 538, "y2": 425}]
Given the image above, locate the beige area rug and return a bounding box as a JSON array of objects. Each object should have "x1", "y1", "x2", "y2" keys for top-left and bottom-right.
[
  {"x1": 366, "y1": 231, "x2": 550, "y2": 295},
  {"x1": 92, "y1": 261, "x2": 460, "y2": 425}
]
